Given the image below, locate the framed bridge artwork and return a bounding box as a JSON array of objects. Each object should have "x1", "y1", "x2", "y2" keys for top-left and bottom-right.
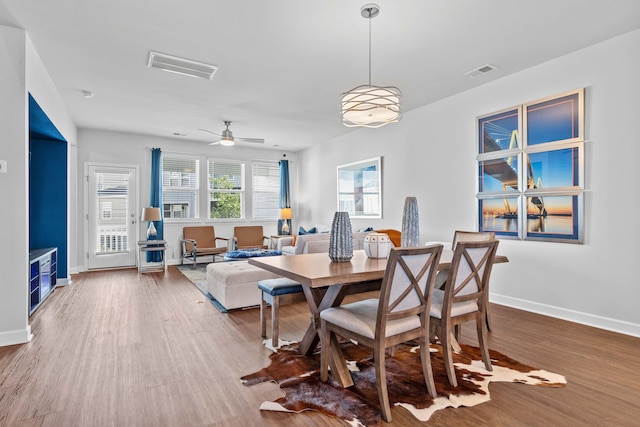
[
  {"x1": 337, "y1": 157, "x2": 382, "y2": 219},
  {"x1": 476, "y1": 88, "x2": 585, "y2": 243}
]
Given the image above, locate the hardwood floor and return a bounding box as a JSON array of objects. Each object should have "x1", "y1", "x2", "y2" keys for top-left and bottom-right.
[{"x1": 1, "y1": 266, "x2": 639, "y2": 426}]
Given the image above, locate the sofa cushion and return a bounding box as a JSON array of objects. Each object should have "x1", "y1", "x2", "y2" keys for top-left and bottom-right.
[{"x1": 282, "y1": 231, "x2": 370, "y2": 255}]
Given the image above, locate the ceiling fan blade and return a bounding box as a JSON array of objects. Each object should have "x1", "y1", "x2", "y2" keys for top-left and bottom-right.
[
  {"x1": 236, "y1": 137, "x2": 265, "y2": 144},
  {"x1": 199, "y1": 128, "x2": 223, "y2": 144},
  {"x1": 199, "y1": 128, "x2": 221, "y2": 136}
]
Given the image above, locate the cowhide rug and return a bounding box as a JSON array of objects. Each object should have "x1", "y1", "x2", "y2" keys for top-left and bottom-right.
[{"x1": 241, "y1": 341, "x2": 566, "y2": 426}]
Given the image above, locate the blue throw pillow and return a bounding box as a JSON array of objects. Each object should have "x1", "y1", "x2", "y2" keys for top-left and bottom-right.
[{"x1": 298, "y1": 226, "x2": 317, "y2": 235}]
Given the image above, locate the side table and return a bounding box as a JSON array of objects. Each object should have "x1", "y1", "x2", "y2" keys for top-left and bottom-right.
[
  {"x1": 137, "y1": 240, "x2": 167, "y2": 273},
  {"x1": 269, "y1": 235, "x2": 291, "y2": 250}
]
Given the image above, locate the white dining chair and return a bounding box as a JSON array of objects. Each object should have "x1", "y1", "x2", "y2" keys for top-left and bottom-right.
[
  {"x1": 430, "y1": 239, "x2": 499, "y2": 387},
  {"x1": 319, "y1": 245, "x2": 443, "y2": 423}
]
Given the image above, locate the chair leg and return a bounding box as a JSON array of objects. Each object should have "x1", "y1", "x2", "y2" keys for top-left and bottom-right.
[
  {"x1": 476, "y1": 316, "x2": 493, "y2": 372},
  {"x1": 386, "y1": 345, "x2": 396, "y2": 357},
  {"x1": 485, "y1": 307, "x2": 492, "y2": 331},
  {"x1": 271, "y1": 296, "x2": 280, "y2": 348},
  {"x1": 260, "y1": 295, "x2": 267, "y2": 338},
  {"x1": 454, "y1": 324, "x2": 461, "y2": 341},
  {"x1": 320, "y1": 321, "x2": 330, "y2": 382},
  {"x1": 441, "y1": 324, "x2": 458, "y2": 387},
  {"x1": 373, "y1": 344, "x2": 392, "y2": 422},
  {"x1": 419, "y1": 334, "x2": 437, "y2": 399}
]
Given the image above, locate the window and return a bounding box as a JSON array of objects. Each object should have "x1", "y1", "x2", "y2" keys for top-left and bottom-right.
[
  {"x1": 162, "y1": 156, "x2": 199, "y2": 220},
  {"x1": 94, "y1": 171, "x2": 130, "y2": 253},
  {"x1": 252, "y1": 161, "x2": 280, "y2": 220},
  {"x1": 101, "y1": 202, "x2": 112, "y2": 220},
  {"x1": 476, "y1": 88, "x2": 584, "y2": 242},
  {"x1": 208, "y1": 160, "x2": 244, "y2": 219}
]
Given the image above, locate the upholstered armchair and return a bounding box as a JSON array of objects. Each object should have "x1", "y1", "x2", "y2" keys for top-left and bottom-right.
[
  {"x1": 181, "y1": 226, "x2": 228, "y2": 267},
  {"x1": 233, "y1": 225, "x2": 268, "y2": 250}
]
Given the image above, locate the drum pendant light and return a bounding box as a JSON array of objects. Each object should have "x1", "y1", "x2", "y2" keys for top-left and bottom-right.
[{"x1": 341, "y1": 4, "x2": 401, "y2": 128}]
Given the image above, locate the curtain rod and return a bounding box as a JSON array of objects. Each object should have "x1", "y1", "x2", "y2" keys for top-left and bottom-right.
[{"x1": 144, "y1": 147, "x2": 295, "y2": 162}]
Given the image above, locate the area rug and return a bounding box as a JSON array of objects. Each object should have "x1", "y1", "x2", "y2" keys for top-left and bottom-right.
[
  {"x1": 176, "y1": 264, "x2": 228, "y2": 312},
  {"x1": 241, "y1": 341, "x2": 566, "y2": 426}
]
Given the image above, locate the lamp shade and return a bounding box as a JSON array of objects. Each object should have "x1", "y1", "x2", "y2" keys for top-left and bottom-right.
[
  {"x1": 280, "y1": 208, "x2": 293, "y2": 220},
  {"x1": 141, "y1": 207, "x2": 161, "y2": 222},
  {"x1": 341, "y1": 85, "x2": 402, "y2": 128}
]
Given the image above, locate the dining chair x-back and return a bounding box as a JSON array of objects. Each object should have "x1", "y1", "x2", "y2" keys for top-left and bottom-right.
[
  {"x1": 430, "y1": 239, "x2": 499, "y2": 388},
  {"x1": 319, "y1": 245, "x2": 443, "y2": 423}
]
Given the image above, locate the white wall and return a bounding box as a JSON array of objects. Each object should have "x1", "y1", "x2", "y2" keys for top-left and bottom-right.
[
  {"x1": 299, "y1": 29, "x2": 640, "y2": 336},
  {"x1": 0, "y1": 26, "x2": 30, "y2": 346},
  {"x1": 74, "y1": 129, "x2": 298, "y2": 271},
  {"x1": 26, "y1": 33, "x2": 78, "y2": 286},
  {"x1": 0, "y1": 27, "x2": 76, "y2": 346}
]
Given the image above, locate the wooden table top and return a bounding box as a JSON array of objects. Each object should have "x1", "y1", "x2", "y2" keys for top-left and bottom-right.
[
  {"x1": 249, "y1": 250, "x2": 386, "y2": 288},
  {"x1": 248, "y1": 249, "x2": 508, "y2": 289}
]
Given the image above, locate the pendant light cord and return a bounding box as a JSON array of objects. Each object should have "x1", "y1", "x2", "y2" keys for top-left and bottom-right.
[{"x1": 368, "y1": 10, "x2": 372, "y2": 86}]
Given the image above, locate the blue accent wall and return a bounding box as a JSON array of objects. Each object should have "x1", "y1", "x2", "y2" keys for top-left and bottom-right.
[{"x1": 28, "y1": 94, "x2": 68, "y2": 279}]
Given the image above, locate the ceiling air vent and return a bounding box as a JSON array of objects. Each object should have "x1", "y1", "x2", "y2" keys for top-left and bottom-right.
[
  {"x1": 464, "y1": 64, "x2": 498, "y2": 78},
  {"x1": 148, "y1": 51, "x2": 218, "y2": 80}
]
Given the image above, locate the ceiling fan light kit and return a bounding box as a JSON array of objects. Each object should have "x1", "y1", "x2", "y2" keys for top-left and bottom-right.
[
  {"x1": 341, "y1": 3, "x2": 401, "y2": 128},
  {"x1": 220, "y1": 123, "x2": 235, "y2": 145}
]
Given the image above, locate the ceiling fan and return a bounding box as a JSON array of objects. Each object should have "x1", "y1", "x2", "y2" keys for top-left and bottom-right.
[{"x1": 199, "y1": 121, "x2": 265, "y2": 146}]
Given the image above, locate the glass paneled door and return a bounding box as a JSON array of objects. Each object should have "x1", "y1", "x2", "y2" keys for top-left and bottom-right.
[{"x1": 87, "y1": 164, "x2": 137, "y2": 269}]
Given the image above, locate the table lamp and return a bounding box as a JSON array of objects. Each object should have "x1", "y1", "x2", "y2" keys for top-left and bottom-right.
[
  {"x1": 141, "y1": 207, "x2": 161, "y2": 239},
  {"x1": 280, "y1": 208, "x2": 293, "y2": 235}
]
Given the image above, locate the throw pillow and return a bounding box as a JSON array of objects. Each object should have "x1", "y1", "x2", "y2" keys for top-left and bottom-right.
[{"x1": 298, "y1": 226, "x2": 317, "y2": 235}]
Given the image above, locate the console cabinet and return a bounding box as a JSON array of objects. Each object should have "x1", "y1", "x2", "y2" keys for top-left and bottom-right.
[{"x1": 29, "y1": 247, "x2": 57, "y2": 315}]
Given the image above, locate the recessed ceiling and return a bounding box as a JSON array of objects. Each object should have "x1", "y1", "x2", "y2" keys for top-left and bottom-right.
[{"x1": 1, "y1": 0, "x2": 639, "y2": 151}]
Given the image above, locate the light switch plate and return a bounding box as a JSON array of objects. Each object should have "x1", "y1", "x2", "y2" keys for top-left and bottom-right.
[{"x1": 0, "y1": 160, "x2": 7, "y2": 174}]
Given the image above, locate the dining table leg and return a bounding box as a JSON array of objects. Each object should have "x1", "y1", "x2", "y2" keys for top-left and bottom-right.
[{"x1": 297, "y1": 284, "x2": 349, "y2": 356}]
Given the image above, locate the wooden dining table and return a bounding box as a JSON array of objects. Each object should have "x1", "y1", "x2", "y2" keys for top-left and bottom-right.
[{"x1": 249, "y1": 248, "x2": 508, "y2": 387}]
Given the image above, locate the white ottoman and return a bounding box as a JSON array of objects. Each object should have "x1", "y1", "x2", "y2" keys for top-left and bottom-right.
[{"x1": 206, "y1": 261, "x2": 281, "y2": 310}]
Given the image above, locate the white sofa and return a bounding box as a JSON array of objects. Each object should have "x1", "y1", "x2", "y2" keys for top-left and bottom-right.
[{"x1": 277, "y1": 231, "x2": 370, "y2": 255}]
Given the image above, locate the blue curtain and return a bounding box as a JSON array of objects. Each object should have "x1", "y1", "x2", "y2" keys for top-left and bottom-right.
[
  {"x1": 148, "y1": 148, "x2": 164, "y2": 261},
  {"x1": 278, "y1": 159, "x2": 291, "y2": 234}
]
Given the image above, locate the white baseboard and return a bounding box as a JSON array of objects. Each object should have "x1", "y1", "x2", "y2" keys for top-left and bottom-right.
[
  {"x1": 71, "y1": 261, "x2": 181, "y2": 273},
  {"x1": 491, "y1": 293, "x2": 640, "y2": 338},
  {"x1": 0, "y1": 325, "x2": 32, "y2": 347},
  {"x1": 57, "y1": 277, "x2": 71, "y2": 286},
  {"x1": 70, "y1": 265, "x2": 86, "y2": 274}
]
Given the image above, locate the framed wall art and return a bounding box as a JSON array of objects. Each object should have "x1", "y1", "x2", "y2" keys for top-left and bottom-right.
[
  {"x1": 337, "y1": 157, "x2": 382, "y2": 219},
  {"x1": 476, "y1": 88, "x2": 585, "y2": 243}
]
